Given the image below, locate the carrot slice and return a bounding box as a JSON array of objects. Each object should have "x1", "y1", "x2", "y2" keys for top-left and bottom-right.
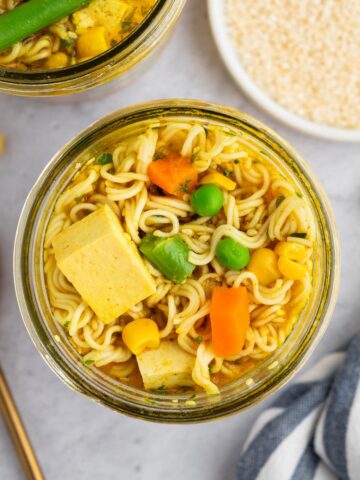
[
  {"x1": 148, "y1": 153, "x2": 198, "y2": 197},
  {"x1": 210, "y1": 287, "x2": 250, "y2": 357}
]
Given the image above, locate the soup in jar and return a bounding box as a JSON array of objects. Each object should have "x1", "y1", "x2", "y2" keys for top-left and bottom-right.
[
  {"x1": 0, "y1": 0, "x2": 157, "y2": 70},
  {"x1": 44, "y1": 119, "x2": 316, "y2": 394}
]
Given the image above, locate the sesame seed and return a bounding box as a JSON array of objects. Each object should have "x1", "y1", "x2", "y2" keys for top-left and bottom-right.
[{"x1": 227, "y1": 0, "x2": 360, "y2": 129}]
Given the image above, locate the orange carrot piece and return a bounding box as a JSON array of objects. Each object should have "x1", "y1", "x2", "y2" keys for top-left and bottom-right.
[
  {"x1": 148, "y1": 153, "x2": 198, "y2": 197},
  {"x1": 210, "y1": 287, "x2": 250, "y2": 357}
]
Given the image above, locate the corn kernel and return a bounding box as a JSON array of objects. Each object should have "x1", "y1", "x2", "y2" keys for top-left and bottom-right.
[
  {"x1": 247, "y1": 248, "x2": 281, "y2": 286},
  {"x1": 46, "y1": 52, "x2": 68, "y2": 69},
  {"x1": 200, "y1": 172, "x2": 236, "y2": 191},
  {"x1": 122, "y1": 318, "x2": 160, "y2": 355},
  {"x1": 278, "y1": 256, "x2": 307, "y2": 280},
  {"x1": 77, "y1": 27, "x2": 109, "y2": 59},
  {"x1": 275, "y1": 241, "x2": 307, "y2": 261}
]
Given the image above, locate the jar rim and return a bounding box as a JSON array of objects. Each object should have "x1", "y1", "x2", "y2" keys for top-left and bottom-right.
[{"x1": 13, "y1": 99, "x2": 341, "y2": 423}]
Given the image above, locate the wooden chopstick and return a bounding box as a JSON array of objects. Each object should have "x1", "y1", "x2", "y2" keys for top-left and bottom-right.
[{"x1": 0, "y1": 367, "x2": 44, "y2": 480}]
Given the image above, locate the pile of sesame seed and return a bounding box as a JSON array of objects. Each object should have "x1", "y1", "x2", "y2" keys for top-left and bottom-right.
[{"x1": 227, "y1": 0, "x2": 360, "y2": 129}]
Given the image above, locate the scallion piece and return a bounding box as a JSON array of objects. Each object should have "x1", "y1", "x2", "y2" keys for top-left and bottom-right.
[
  {"x1": 289, "y1": 232, "x2": 307, "y2": 239},
  {"x1": 96, "y1": 153, "x2": 113, "y2": 165}
]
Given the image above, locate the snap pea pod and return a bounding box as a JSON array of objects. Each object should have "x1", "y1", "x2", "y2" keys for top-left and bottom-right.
[{"x1": 0, "y1": 0, "x2": 90, "y2": 52}]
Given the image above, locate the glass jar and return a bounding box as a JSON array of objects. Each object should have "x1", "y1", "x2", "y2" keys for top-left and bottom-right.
[
  {"x1": 14, "y1": 100, "x2": 340, "y2": 423},
  {"x1": 0, "y1": 0, "x2": 186, "y2": 97}
]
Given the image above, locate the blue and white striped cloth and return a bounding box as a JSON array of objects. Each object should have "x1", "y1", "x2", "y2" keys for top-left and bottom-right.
[{"x1": 237, "y1": 333, "x2": 360, "y2": 480}]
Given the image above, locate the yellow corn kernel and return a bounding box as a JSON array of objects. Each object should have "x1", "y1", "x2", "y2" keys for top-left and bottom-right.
[
  {"x1": 122, "y1": 318, "x2": 160, "y2": 356},
  {"x1": 278, "y1": 256, "x2": 307, "y2": 280},
  {"x1": 77, "y1": 27, "x2": 109, "y2": 59},
  {"x1": 46, "y1": 52, "x2": 68, "y2": 69},
  {"x1": 200, "y1": 172, "x2": 236, "y2": 191},
  {"x1": 0, "y1": 134, "x2": 4, "y2": 155},
  {"x1": 247, "y1": 248, "x2": 281, "y2": 286},
  {"x1": 275, "y1": 241, "x2": 307, "y2": 261}
]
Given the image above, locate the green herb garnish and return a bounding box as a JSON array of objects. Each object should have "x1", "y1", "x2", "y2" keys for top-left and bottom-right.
[
  {"x1": 289, "y1": 232, "x2": 307, "y2": 239},
  {"x1": 195, "y1": 336, "x2": 203, "y2": 344},
  {"x1": 121, "y1": 6, "x2": 136, "y2": 32},
  {"x1": 178, "y1": 385, "x2": 193, "y2": 393},
  {"x1": 177, "y1": 178, "x2": 192, "y2": 194},
  {"x1": 96, "y1": 153, "x2": 113, "y2": 165},
  {"x1": 223, "y1": 169, "x2": 232, "y2": 177},
  {"x1": 276, "y1": 196, "x2": 285, "y2": 207},
  {"x1": 154, "y1": 151, "x2": 166, "y2": 161},
  {"x1": 191, "y1": 149, "x2": 200, "y2": 163},
  {"x1": 296, "y1": 191, "x2": 303, "y2": 198},
  {"x1": 63, "y1": 321, "x2": 70, "y2": 328},
  {"x1": 60, "y1": 38, "x2": 75, "y2": 49},
  {"x1": 85, "y1": 359, "x2": 95, "y2": 366}
]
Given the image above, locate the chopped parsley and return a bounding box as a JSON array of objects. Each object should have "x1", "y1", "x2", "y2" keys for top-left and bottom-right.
[
  {"x1": 296, "y1": 191, "x2": 303, "y2": 198},
  {"x1": 289, "y1": 232, "x2": 307, "y2": 239},
  {"x1": 96, "y1": 153, "x2": 113, "y2": 165},
  {"x1": 153, "y1": 151, "x2": 166, "y2": 160},
  {"x1": 177, "y1": 178, "x2": 192, "y2": 194},
  {"x1": 275, "y1": 196, "x2": 285, "y2": 207},
  {"x1": 191, "y1": 148, "x2": 200, "y2": 162},
  {"x1": 84, "y1": 359, "x2": 95, "y2": 366},
  {"x1": 60, "y1": 38, "x2": 75, "y2": 49},
  {"x1": 178, "y1": 385, "x2": 193, "y2": 393},
  {"x1": 63, "y1": 321, "x2": 70, "y2": 328},
  {"x1": 195, "y1": 335, "x2": 203, "y2": 344},
  {"x1": 121, "y1": 6, "x2": 136, "y2": 32}
]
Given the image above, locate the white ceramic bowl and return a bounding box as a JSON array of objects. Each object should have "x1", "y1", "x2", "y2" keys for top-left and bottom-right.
[{"x1": 207, "y1": 0, "x2": 360, "y2": 142}]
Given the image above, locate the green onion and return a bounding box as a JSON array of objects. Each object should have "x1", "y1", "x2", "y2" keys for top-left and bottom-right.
[
  {"x1": 177, "y1": 178, "x2": 192, "y2": 194},
  {"x1": 60, "y1": 38, "x2": 75, "y2": 49},
  {"x1": 289, "y1": 232, "x2": 307, "y2": 239},
  {"x1": 0, "y1": 0, "x2": 89, "y2": 52},
  {"x1": 96, "y1": 153, "x2": 113, "y2": 165},
  {"x1": 276, "y1": 196, "x2": 285, "y2": 207},
  {"x1": 139, "y1": 233, "x2": 195, "y2": 284}
]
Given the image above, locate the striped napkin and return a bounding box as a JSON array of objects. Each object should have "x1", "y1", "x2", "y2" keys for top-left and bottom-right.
[{"x1": 237, "y1": 333, "x2": 360, "y2": 480}]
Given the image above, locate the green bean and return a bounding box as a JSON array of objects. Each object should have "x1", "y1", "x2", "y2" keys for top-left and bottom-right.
[{"x1": 0, "y1": 0, "x2": 89, "y2": 52}]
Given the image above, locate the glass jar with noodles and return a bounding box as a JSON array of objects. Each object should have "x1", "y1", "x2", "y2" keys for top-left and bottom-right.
[
  {"x1": 14, "y1": 99, "x2": 340, "y2": 423},
  {"x1": 0, "y1": 0, "x2": 186, "y2": 96}
]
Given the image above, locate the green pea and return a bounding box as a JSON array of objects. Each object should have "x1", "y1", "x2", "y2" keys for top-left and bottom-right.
[
  {"x1": 190, "y1": 184, "x2": 224, "y2": 217},
  {"x1": 215, "y1": 237, "x2": 250, "y2": 270}
]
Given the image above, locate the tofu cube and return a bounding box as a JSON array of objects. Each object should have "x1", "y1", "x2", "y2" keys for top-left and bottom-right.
[
  {"x1": 136, "y1": 341, "x2": 195, "y2": 390},
  {"x1": 52, "y1": 205, "x2": 156, "y2": 324}
]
